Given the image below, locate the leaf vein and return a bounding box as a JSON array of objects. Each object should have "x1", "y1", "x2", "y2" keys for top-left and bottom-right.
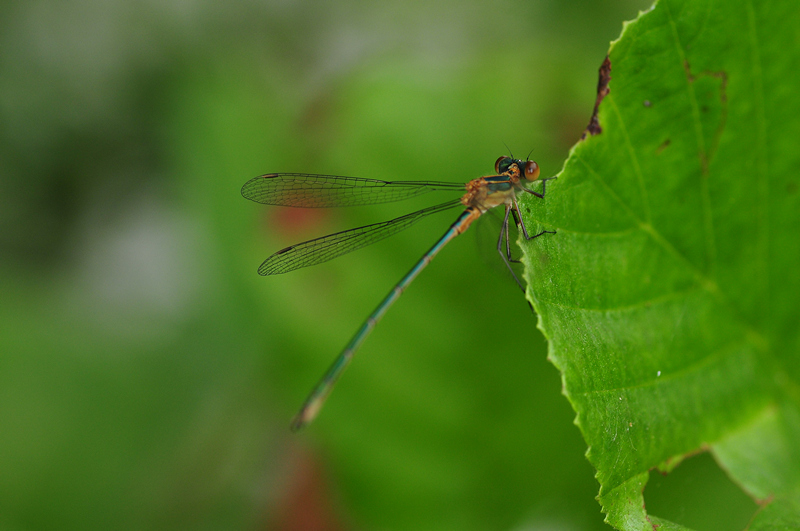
[
  {"x1": 663, "y1": 0, "x2": 719, "y2": 279},
  {"x1": 536, "y1": 286, "x2": 701, "y2": 313},
  {"x1": 745, "y1": 0, "x2": 770, "y2": 335},
  {"x1": 607, "y1": 96, "x2": 652, "y2": 223},
  {"x1": 577, "y1": 339, "x2": 751, "y2": 397},
  {"x1": 575, "y1": 153, "x2": 714, "y2": 289}
]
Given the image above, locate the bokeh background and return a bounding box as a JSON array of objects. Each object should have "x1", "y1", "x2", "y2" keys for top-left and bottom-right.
[{"x1": 1, "y1": 0, "x2": 747, "y2": 529}]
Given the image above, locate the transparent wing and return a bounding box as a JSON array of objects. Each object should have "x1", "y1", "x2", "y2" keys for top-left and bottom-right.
[
  {"x1": 258, "y1": 199, "x2": 463, "y2": 275},
  {"x1": 241, "y1": 173, "x2": 465, "y2": 208}
]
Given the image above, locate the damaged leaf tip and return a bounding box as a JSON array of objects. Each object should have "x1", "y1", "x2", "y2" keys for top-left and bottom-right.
[{"x1": 582, "y1": 55, "x2": 612, "y2": 139}]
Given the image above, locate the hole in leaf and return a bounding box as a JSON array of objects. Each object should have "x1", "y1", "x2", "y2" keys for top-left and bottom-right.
[{"x1": 644, "y1": 451, "x2": 758, "y2": 530}]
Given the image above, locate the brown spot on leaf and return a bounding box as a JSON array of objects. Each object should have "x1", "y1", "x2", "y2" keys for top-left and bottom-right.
[
  {"x1": 582, "y1": 55, "x2": 612, "y2": 139},
  {"x1": 656, "y1": 139, "x2": 671, "y2": 154}
]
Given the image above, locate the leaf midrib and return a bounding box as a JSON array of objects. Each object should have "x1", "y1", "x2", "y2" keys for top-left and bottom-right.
[{"x1": 662, "y1": 0, "x2": 718, "y2": 279}]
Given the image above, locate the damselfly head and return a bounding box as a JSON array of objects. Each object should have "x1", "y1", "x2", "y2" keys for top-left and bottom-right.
[{"x1": 495, "y1": 155, "x2": 539, "y2": 181}]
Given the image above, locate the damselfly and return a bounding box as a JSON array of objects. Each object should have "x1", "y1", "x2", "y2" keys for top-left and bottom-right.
[{"x1": 242, "y1": 156, "x2": 555, "y2": 430}]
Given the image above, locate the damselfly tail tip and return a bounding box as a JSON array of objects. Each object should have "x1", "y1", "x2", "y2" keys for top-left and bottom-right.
[
  {"x1": 289, "y1": 415, "x2": 307, "y2": 432},
  {"x1": 289, "y1": 399, "x2": 323, "y2": 432}
]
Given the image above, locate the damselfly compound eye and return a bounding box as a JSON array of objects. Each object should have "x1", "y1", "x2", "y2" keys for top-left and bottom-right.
[
  {"x1": 495, "y1": 156, "x2": 512, "y2": 174},
  {"x1": 524, "y1": 161, "x2": 540, "y2": 181}
]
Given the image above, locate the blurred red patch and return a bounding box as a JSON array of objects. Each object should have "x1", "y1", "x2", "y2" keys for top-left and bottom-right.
[
  {"x1": 263, "y1": 207, "x2": 331, "y2": 240},
  {"x1": 268, "y1": 447, "x2": 346, "y2": 531}
]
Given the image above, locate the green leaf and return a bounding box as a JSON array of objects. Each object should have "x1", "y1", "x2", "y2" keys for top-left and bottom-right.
[{"x1": 522, "y1": 0, "x2": 800, "y2": 529}]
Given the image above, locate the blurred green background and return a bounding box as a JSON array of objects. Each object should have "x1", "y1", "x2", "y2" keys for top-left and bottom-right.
[{"x1": 0, "y1": 1, "x2": 692, "y2": 529}]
